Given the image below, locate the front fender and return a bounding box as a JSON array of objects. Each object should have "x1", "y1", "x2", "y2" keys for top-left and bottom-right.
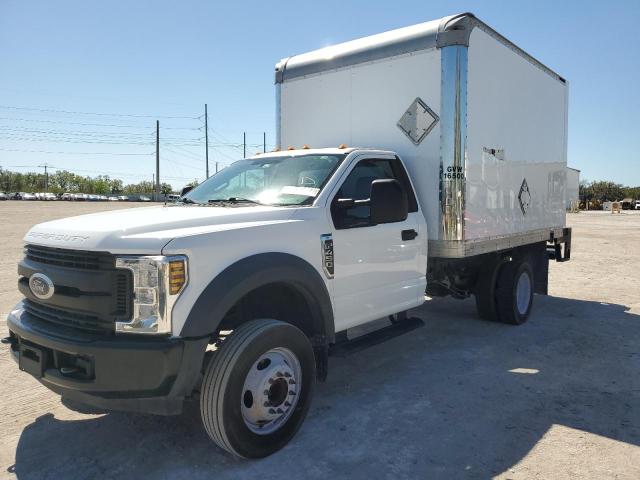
[{"x1": 179, "y1": 252, "x2": 334, "y2": 342}]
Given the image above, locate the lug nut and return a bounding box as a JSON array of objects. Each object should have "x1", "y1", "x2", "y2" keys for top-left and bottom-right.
[
  {"x1": 284, "y1": 401, "x2": 291, "y2": 407},
  {"x1": 269, "y1": 408, "x2": 276, "y2": 414},
  {"x1": 284, "y1": 372, "x2": 292, "y2": 378},
  {"x1": 276, "y1": 408, "x2": 283, "y2": 414},
  {"x1": 288, "y1": 379, "x2": 296, "y2": 385},
  {"x1": 263, "y1": 402, "x2": 270, "y2": 407},
  {"x1": 263, "y1": 390, "x2": 270, "y2": 395},
  {"x1": 276, "y1": 371, "x2": 284, "y2": 377},
  {"x1": 289, "y1": 390, "x2": 296, "y2": 396}
]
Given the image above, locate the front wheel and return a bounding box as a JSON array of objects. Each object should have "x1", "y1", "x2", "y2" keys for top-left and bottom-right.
[{"x1": 200, "y1": 319, "x2": 315, "y2": 458}]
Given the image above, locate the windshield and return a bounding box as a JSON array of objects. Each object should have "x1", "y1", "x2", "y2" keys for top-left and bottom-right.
[{"x1": 184, "y1": 154, "x2": 345, "y2": 206}]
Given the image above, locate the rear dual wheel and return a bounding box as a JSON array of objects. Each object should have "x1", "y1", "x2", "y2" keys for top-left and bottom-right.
[
  {"x1": 475, "y1": 259, "x2": 534, "y2": 325},
  {"x1": 200, "y1": 319, "x2": 315, "y2": 458}
]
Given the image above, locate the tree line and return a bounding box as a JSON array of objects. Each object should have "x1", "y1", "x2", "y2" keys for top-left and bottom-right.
[
  {"x1": 0, "y1": 167, "x2": 179, "y2": 195},
  {"x1": 579, "y1": 180, "x2": 640, "y2": 202}
]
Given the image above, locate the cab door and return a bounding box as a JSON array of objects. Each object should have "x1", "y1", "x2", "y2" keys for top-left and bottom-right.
[{"x1": 328, "y1": 156, "x2": 426, "y2": 332}]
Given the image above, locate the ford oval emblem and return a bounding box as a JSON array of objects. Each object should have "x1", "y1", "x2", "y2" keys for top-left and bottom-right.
[{"x1": 29, "y1": 273, "x2": 55, "y2": 300}]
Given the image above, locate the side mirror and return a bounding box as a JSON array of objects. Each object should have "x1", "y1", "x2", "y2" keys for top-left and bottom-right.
[
  {"x1": 370, "y1": 179, "x2": 408, "y2": 224},
  {"x1": 180, "y1": 185, "x2": 194, "y2": 196}
]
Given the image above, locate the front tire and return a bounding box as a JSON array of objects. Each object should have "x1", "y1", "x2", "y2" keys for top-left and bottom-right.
[{"x1": 200, "y1": 319, "x2": 315, "y2": 458}]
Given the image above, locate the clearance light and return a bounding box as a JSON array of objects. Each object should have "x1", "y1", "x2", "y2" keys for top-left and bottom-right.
[
  {"x1": 338, "y1": 144, "x2": 348, "y2": 149},
  {"x1": 302, "y1": 144, "x2": 310, "y2": 149},
  {"x1": 287, "y1": 146, "x2": 296, "y2": 151}
]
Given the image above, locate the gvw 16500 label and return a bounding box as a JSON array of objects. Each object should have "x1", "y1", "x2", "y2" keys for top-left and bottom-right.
[{"x1": 441, "y1": 165, "x2": 464, "y2": 180}]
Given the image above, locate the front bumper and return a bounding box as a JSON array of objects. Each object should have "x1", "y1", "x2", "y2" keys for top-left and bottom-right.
[{"x1": 6, "y1": 302, "x2": 208, "y2": 415}]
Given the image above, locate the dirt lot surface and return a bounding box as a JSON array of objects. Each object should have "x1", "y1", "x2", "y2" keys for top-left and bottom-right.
[{"x1": 0, "y1": 202, "x2": 639, "y2": 479}]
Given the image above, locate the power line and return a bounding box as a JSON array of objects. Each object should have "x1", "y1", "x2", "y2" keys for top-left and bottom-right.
[
  {"x1": 0, "y1": 136, "x2": 154, "y2": 146},
  {"x1": 0, "y1": 126, "x2": 157, "y2": 137},
  {"x1": 0, "y1": 116, "x2": 200, "y2": 130},
  {"x1": 0, "y1": 116, "x2": 150, "y2": 129},
  {"x1": 164, "y1": 146, "x2": 202, "y2": 162},
  {"x1": 0, "y1": 105, "x2": 198, "y2": 119},
  {"x1": 0, "y1": 147, "x2": 151, "y2": 156}
]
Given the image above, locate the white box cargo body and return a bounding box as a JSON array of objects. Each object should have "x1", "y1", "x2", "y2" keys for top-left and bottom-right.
[{"x1": 276, "y1": 12, "x2": 569, "y2": 258}]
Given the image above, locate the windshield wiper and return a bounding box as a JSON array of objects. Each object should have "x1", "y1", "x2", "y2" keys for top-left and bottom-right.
[{"x1": 207, "y1": 197, "x2": 264, "y2": 206}]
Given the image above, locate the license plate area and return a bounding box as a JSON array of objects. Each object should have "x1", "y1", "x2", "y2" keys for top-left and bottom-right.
[{"x1": 19, "y1": 341, "x2": 49, "y2": 378}]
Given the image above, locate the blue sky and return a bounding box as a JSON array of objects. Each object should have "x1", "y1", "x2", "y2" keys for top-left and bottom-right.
[{"x1": 1, "y1": 0, "x2": 639, "y2": 188}]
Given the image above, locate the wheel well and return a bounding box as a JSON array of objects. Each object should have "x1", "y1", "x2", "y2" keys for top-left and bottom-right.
[{"x1": 217, "y1": 282, "x2": 320, "y2": 341}]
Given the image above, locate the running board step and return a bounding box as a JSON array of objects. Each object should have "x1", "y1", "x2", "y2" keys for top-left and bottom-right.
[{"x1": 329, "y1": 317, "x2": 424, "y2": 358}]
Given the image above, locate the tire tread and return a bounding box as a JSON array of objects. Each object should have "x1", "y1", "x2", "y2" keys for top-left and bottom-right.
[{"x1": 200, "y1": 319, "x2": 282, "y2": 457}]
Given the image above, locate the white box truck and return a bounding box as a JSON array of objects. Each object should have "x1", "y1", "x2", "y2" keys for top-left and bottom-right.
[{"x1": 5, "y1": 13, "x2": 571, "y2": 458}]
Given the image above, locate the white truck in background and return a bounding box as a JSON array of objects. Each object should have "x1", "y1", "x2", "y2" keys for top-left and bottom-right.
[{"x1": 5, "y1": 13, "x2": 571, "y2": 458}]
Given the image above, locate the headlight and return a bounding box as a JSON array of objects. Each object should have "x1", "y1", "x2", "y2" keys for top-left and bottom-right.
[{"x1": 115, "y1": 255, "x2": 188, "y2": 335}]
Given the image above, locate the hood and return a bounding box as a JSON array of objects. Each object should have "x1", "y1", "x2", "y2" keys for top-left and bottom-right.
[{"x1": 24, "y1": 204, "x2": 298, "y2": 254}]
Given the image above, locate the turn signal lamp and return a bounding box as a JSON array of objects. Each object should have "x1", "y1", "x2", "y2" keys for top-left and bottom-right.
[{"x1": 169, "y1": 259, "x2": 187, "y2": 295}]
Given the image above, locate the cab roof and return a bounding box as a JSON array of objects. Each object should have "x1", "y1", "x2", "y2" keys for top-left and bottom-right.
[{"x1": 248, "y1": 147, "x2": 395, "y2": 159}]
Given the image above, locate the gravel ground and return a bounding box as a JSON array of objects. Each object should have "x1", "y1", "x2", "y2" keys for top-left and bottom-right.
[{"x1": 0, "y1": 202, "x2": 639, "y2": 479}]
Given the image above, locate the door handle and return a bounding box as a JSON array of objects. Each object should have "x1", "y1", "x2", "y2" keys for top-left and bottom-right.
[{"x1": 401, "y1": 229, "x2": 418, "y2": 241}]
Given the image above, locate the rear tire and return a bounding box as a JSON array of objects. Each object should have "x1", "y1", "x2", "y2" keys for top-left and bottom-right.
[
  {"x1": 495, "y1": 261, "x2": 534, "y2": 325},
  {"x1": 200, "y1": 319, "x2": 315, "y2": 458},
  {"x1": 474, "y1": 260, "x2": 502, "y2": 321}
]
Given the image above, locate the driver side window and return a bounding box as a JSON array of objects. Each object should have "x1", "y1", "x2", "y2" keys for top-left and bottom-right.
[{"x1": 331, "y1": 158, "x2": 414, "y2": 229}]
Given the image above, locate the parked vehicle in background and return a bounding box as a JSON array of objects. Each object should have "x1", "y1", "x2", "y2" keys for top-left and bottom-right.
[
  {"x1": 10, "y1": 192, "x2": 25, "y2": 200},
  {"x1": 117, "y1": 195, "x2": 129, "y2": 201},
  {"x1": 5, "y1": 13, "x2": 573, "y2": 458},
  {"x1": 108, "y1": 196, "x2": 119, "y2": 201},
  {"x1": 0, "y1": 192, "x2": 7, "y2": 200},
  {"x1": 635, "y1": 200, "x2": 640, "y2": 210},
  {"x1": 22, "y1": 193, "x2": 36, "y2": 200},
  {"x1": 138, "y1": 195, "x2": 151, "y2": 202},
  {"x1": 167, "y1": 194, "x2": 181, "y2": 202},
  {"x1": 621, "y1": 198, "x2": 634, "y2": 210},
  {"x1": 61, "y1": 193, "x2": 73, "y2": 201}
]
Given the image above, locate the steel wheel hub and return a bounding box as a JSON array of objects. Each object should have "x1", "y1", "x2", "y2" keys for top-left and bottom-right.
[
  {"x1": 516, "y1": 270, "x2": 532, "y2": 315},
  {"x1": 241, "y1": 347, "x2": 301, "y2": 435}
]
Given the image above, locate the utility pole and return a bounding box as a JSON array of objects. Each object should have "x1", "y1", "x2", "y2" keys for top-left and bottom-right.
[
  {"x1": 155, "y1": 120, "x2": 160, "y2": 200},
  {"x1": 263, "y1": 132, "x2": 266, "y2": 153},
  {"x1": 204, "y1": 104, "x2": 209, "y2": 178},
  {"x1": 243, "y1": 131, "x2": 246, "y2": 158},
  {"x1": 38, "y1": 163, "x2": 50, "y2": 192}
]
